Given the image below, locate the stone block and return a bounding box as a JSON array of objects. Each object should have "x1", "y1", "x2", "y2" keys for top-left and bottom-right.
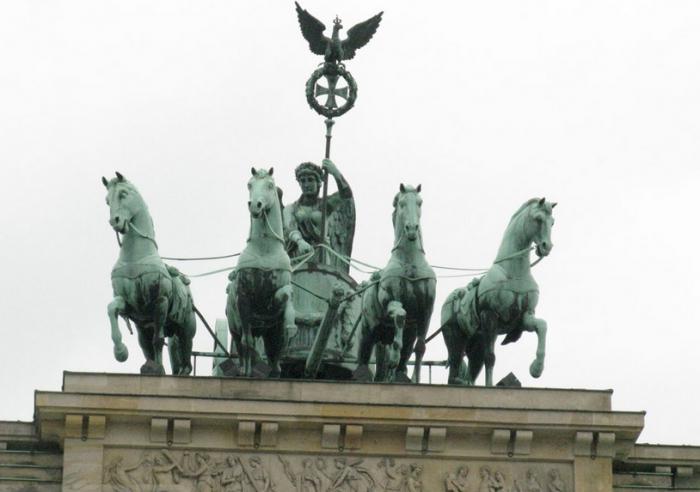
[
  {"x1": 677, "y1": 466, "x2": 694, "y2": 477},
  {"x1": 173, "y1": 419, "x2": 191, "y2": 444},
  {"x1": 345, "y1": 424, "x2": 363, "y2": 450},
  {"x1": 260, "y1": 422, "x2": 279, "y2": 447},
  {"x1": 514, "y1": 430, "x2": 533, "y2": 455},
  {"x1": 428, "y1": 427, "x2": 446, "y2": 452},
  {"x1": 322, "y1": 424, "x2": 341, "y2": 449},
  {"x1": 238, "y1": 421, "x2": 256, "y2": 447},
  {"x1": 575, "y1": 431, "x2": 594, "y2": 457},
  {"x1": 597, "y1": 432, "x2": 615, "y2": 458},
  {"x1": 150, "y1": 418, "x2": 168, "y2": 443},
  {"x1": 65, "y1": 415, "x2": 83, "y2": 439},
  {"x1": 491, "y1": 429, "x2": 510, "y2": 455},
  {"x1": 406, "y1": 426, "x2": 424, "y2": 451},
  {"x1": 88, "y1": 415, "x2": 105, "y2": 439}
]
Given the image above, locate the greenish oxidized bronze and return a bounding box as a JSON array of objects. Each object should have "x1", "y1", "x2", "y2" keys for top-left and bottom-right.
[
  {"x1": 295, "y1": 2, "x2": 382, "y2": 118},
  {"x1": 354, "y1": 184, "x2": 436, "y2": 383},
  {"x1": 283, "y1": 159, "x2": 354, "y2": 271},
  {"x1": 280, "y1": 158, "x2": 361, "y2": 379},
  {"x1": 225, "y1": 168, "x2": 296, "y2": 378},
  {"x1": 103, "y1": 173, "x2": 196, "y2": 375},
  {"x1": 440, "y1": 198, "x2": 556, "y2": 386}
]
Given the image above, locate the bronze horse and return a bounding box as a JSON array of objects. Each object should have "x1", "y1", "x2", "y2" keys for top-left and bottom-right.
[
  {"x1": 354, "y1": 184, "x2": 436, "y2": 382},
  {"x1": 441, "y1": 198, "x2": 556, "y2": 386},
  {"x1": 104, "y1": 172, "x2": 196, "y2": 375},
  {"x1": 225, "y1": 168, "x2": 296, "y2": 377}
]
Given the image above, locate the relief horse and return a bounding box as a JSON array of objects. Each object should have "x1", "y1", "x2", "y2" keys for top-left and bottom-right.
[
  {"x1": 226, "y1": 167, "x2": 296, "y2": 377},
  {"x1": 355, "y1": 184, "x2": 436, "y2": 382},
  {"x1": 103, "y1": 172, "x2": 196, "y2": 375},
  {"x1": 441, "y1": 198, "x2": 556, "y2": 386}
]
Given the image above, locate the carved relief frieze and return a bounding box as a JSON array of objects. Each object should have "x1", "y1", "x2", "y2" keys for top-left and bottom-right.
[{"x1": 102, "y1": 448, "x2": 571, "y2": 492}]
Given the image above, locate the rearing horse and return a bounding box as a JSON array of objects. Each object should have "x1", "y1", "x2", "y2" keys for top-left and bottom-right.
[
  {"x1": 103, "y1": 172, "x2": 196, "y2": 375},
  {"x1": 355, "y1": 184, "x2": 436, "y2": 383},
  {"x1": 441, "y1": 197, "x2": 556, "y2": 386},
  {"x1": 226, "y1": 167, "x2": 296, "y2": 377}
]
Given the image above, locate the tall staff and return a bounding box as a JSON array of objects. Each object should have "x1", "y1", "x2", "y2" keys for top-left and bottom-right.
[{"x1": 295, "y1": 2, "x2": 383, "y2": 262}]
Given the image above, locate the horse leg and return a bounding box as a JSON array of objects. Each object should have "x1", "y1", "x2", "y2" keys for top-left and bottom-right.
[
  {"x1": 274, "y1": 284, "x2": 296, "y2": 333},
  {"x1": 354, "y1": 317, "x2": 375, "y2": 382},
  {"x1": 374, "y1": 343, "x2": 388, "y2": 382},
  {"x1": 146, "y1": 296, "x2": 168, "y2": 375},
  {"x1": 135, "y1": 323, "x2": 156, "y2": 369},
  {"x1": 386, "y1": 300, "x2": 405, "y2": 382},
  {"x1": 168, "y1": 335, "x2": 182, "y2": 375},
  {"x1": 481, "y1": 312, "x2": 498, "y2": 386},
  {"x1": 523, "y1": 311, "x2": 547, "y2": 378},
  {"x1": 236, "y1": 295, "x2": 255, "y2": 377},
  {"x1": 107, "y1": 296, "x2": 129, "y2": 362},
  {"x1": 395, "y1": 323, "x2": 415, "y2": 384},
  {"x1": 262, "y1": 332, "x2": 282, "y2": 378},
  {"x1": 411, "y1": 293, "x2": 434, "y2": 383},
  {"x1": 170, "y1": 311, "x2": 195, "y2": 376},
  {"x1": 442, "y1": 320, "x2": 467, "y2": 385}
]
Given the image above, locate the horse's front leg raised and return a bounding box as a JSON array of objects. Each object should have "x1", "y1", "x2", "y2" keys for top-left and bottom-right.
[
  {"x1": 522, "y1": 311, "x2": 547, "y2": 378},
  {"x1": 107, "y1": 296, "x2": 129, "y2": 362}
]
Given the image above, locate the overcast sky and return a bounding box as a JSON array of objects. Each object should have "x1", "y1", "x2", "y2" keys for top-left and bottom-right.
[{"x1": 1, "y1": 1, "x2": 699, "y2": 446}]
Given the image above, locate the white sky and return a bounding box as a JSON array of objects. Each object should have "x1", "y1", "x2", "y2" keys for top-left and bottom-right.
[{"x1": 1, "y1": 1, "x2": 699, "y2": 446}]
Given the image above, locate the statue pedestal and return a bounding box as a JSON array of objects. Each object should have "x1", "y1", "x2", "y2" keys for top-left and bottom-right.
[{"x1": 31, "y1": 372, "x2": 655, "y2": 491}]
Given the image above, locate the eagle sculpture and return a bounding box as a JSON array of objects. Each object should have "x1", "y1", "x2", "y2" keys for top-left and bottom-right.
[{"x1": 295, "y1": 2, "x2": 383, "y2": 65}]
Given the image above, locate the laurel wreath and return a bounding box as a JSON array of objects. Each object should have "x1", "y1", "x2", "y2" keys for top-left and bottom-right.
[{"x1": 305, "y1": 65, "x2": 358, "y2": 118}]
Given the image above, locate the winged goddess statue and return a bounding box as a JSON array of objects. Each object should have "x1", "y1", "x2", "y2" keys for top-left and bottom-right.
[{"x1": 295, "y1": 2, "x2": 383, "y2": 66}]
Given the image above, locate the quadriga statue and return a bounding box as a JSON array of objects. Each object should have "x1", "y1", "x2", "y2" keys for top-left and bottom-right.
[
  {"x1": 225, "y1": 168, "x2": 296, "y2": 377},
  {"x1": 440, "y1": 198, "x2": 556, "y2": 386},
  {"x1": 103, "y1": 172, "x2": 196, "y2": 375},
  {"x1": 354, "y1": 184, "x2": 436, "y2": 383}
]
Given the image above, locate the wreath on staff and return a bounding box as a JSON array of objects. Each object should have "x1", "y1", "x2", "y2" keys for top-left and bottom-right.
[{"x1": 305, "y1": 64, "x2": 358, "y2": 118}]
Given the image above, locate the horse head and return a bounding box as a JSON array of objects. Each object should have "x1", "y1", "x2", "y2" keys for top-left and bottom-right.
[
  {"x1": 392, "y1": 183, "x2": 423, "y2": 243},
  {"x1": 527, "y1": 197, "x2": 557, "y2": 258},
  {"x1": 247, "y1": 167, "x2": 280, "y2": 218},
  {"x1": 102, "y1": 172, "x2": 145, "y2": 234}
]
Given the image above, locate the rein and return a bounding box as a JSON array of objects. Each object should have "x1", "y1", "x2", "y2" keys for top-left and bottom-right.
[
  {"x1": 114, "y1": 220, "x2": 159, "y2": 250},
  {"x1": 262, "y1": 210, "x2": 286, "y2": 244}
]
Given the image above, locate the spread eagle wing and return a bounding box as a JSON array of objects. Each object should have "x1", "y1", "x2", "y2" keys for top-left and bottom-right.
[
  {"x1": 295, "y1": 2, "x2": 329, "y2": 56},
  {"x1": 342, "y1": 11, "x2": 383, "y2": 60}
]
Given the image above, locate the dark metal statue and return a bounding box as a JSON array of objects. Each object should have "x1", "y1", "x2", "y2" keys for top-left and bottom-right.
[
  {"x1": 295, "y1": 3, "x2": 383, "y2": 66},
  {"x1": 440, "y1": 198, "x2": 556, "y2": 386},
  {"x1": 103, "y1": 173, "x2": 196, "y2": 375}
]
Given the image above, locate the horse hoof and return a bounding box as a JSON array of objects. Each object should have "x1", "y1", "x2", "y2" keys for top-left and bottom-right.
[
  {"x1": 448, "y1": 377, "x2": 469, "y2": 386},
  {"x1": 140, "y1": 360, "x2": 165, "y2": 375},
  {"x1": 529, "y1": 359, "x2": 544, "y2": 378},
  {"x1": 113, "y1": 343, "x2": 129, "y2": 362},
  {"x1": 353, "y1": 365, "x2": 373, "y2": 382},
  {"x1": 393, "y1": 371, "x2": 411, "y2": 384}
]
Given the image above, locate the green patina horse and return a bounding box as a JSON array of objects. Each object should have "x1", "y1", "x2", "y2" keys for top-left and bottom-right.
[
  {"x1": 226, "y1": 168, "x2": 296, "y2": 377},
  {"x1": 355, "y1": 184, "x2": 436, "y2": 383},
  {"x1": 441, "y1": 198, "x2": 556, "y2": 386},
  {"x1": 103, "y1": 172, "x2": 196, "y2": 375}
]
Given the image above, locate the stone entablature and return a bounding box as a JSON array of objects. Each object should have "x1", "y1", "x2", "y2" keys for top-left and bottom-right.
[{"x1": 29, "y1": 372, "x2": 654, "y2": 491}]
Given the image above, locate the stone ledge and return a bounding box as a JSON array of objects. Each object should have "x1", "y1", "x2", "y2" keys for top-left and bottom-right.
[{"x1": 61, "y1": 372, "x2": 613, "y2": 411}]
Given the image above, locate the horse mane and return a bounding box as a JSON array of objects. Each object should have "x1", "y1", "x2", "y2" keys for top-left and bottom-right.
[{"x1": 508, "y1": 198, "x2": 541, "y2": 224}]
